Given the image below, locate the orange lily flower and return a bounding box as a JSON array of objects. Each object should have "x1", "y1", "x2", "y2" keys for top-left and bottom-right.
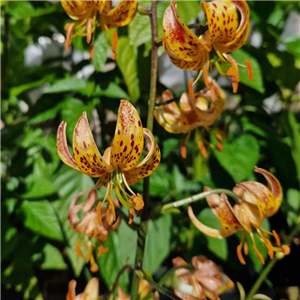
[
  {"x1": 67, "y1": 277, "x2": 99, "y2": 300},
  {"x1": 154, "y1": 78, "x2": 225, "y2": 158},
  {"x1": 57, "y1": 100, "x2": 161, "y2": 223},
  {"x1": 188, "y1": 167, "x2": 290, "y2": 265},
  {"x1": 163, "y1": 1, "x2": 252, "y2": 93},
  {"x1": 68, "y1": 188, "x2": 120, "y2": 272},
  {"x1": 172, "y1": 255, "x2": 233, "y2": 300},
  {"x1": 62, "y1": 0, "x2": 137, "y2": 59}
]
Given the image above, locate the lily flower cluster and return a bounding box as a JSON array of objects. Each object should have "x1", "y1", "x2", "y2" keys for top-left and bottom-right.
[
  {"x1": 62, "y1": 0, "x2": 137, "y2": 59},
  {"x1": 172, "y1": 255, "x2": 234, "y2": 300},
  {"x1": 154, "y1": 78, "x2": 226, "y2": 158},
  {"x1": 188, "y1": 167, "x2": 290, "y2": 265},
  {"x1": 57, "y1": 100, "x2": 161, "y2": 224},
  {"x1": 163, "y1": 1, "x2": 252, "y2": 93},
  {"x1": 68, "y1": 188, "x2": 120, "y2": 272}
]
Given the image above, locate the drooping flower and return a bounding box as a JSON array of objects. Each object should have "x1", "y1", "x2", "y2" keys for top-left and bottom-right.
[
  {"x1": 57, "y1": 100, "x2": 161, "y2": 223},
  {"x1": 68, "y1": 188, "x2": 120, "y2": 272},
  {"x1": 116, "y1": 280, "x2": 159, "y2": 300},
  {"x1": 188, "y1": 167, "x2": 290, "y2": 265},
  {"x1": 163, "y1": 1, "x2": 252, "y2": 93},
  {"x1": 172, "y1": 255, "x2": 234, "y2": 300},
  {"x1": 154, "y1": 78, "x2": 226, "y2": 158},
  {"x1": 62, "y1": 0, "x2": 137, "y2": 59},
  {"x1": 67, "y1": 277, "x2": 99, "y2": 300}
]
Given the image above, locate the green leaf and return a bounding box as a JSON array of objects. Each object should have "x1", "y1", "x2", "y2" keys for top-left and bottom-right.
[
  {"x1": 213, "y1": 134, "x2": 260, "y2": 183},
  {"x1": 284, "y1": 35, "x2": 300, "y2": 58},
  {"x1": 10, "y1": 74, "x2": 55, "y2": 97},
  {"x1": 162, "y1": 138, "x2": 180, "y2": 159},
  {"x1": 23, "y1": 176, "x2": 57, "y2": 198},
  {"x1": 92, "y1": 32, "x2": 108, "y2": 72},
  {"x1": 175, "y1": 1, "x2": 201, "y2": 25},
  {"x1": 40, "y1": 243, "x2": 68, "y2": 270},
  {"x1": 231, "y1": 49, "x2": 265, "y2": 93},
  {"x1": 21, "y1": 200, "x2": 63, "y2": 241},
  {"x1": 44, "y1": 77, "x2": 87, "y2": 94},
  {"x1": 286, "y1": 189, "x2": 300, "y2": 227},
  {"x1": 8, "y1": 1, "x2": 58, "y2": 20},
  {"x1": 144, "y1": 214, "x2": 173, "y2": 274},
  {"x1": 281, "y1": 111, "x2": 300, "y2": 184},
  {"x1": 97, "y1": 221, "x2": 137, "y2": 290},
  {"x1": 116, "y1": 37, "x2": 140, "y2": 103},
  {"x1": 93, "y1": 82, "x2": 129, "y2": 99}
]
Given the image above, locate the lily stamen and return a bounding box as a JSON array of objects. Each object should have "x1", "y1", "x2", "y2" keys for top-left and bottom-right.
[{"x1": 75, "y1": 239, "x2": 85, "y2": 259}]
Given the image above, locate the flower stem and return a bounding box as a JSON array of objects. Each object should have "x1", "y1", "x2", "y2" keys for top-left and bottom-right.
[
  {"x1": 153, "y1": 188, "x2": 241, "y2": 214},
  {"x1": 245, "y1": 218, "x2": 300, "y2": 300},
  {"x1": 130, "y1": 2, "x2": 158, "y2": 299}
]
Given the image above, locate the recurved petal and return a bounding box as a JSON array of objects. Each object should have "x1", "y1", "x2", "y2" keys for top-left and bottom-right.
[
  {"x1": 255, "y1": 167, "x2": 283, "y2": 211},
  {"x1": 100, "y1": 0, "x2": 137, "y2": 29},
  {"x1": 201, "y1": 1, "x2": 239, "y2": 45},
  {"x1": 123, "y1": 128, "x2": 161, "y2": 185},
  {"x1": 110, "y1": 100, "x2": 144, "y2": 171},
  {"x1": 80, "y1": 278, "x2": 99, "y2": 300},
  {"x1": 233, "y1": 167, "x2": 283, "y2": 218},
  {"x1": 154, "y1": 90, "x2": 183, "y2": 134},
  {"x1": 217, "y1": 194, "x2": 243, "y2": 233},
  {"x1": 73, "y1": 112, "x2": 109, "y2": 177},
  {"x1": 183, "y1": 79, "x2": 225, "y2": 129},
  {"x1": 57, "y1": 121, "x2": 80, "y2": 171},
  {"x1": 188, "y1": 206, "x2": 234, "y2": 238},
  {"x1": 163, "y1": 2, "x2": 207, "y2": 70}
]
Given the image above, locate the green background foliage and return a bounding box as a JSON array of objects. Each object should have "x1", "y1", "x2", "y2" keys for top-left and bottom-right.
[{"x1": 1, "y1": 1, "x2": 300, "y2": 299}]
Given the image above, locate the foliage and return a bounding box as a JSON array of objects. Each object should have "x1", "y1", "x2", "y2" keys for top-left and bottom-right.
[{"x1": 1, "y1": 1, "x2": 300, "y2": 300}]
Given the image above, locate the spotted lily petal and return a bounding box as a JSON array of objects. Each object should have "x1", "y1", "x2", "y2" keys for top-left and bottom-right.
[
  {"x1": 124, "y1": 129, "x2": 161, "y2": 185},
  {"x1": 100, "y1": 0, "x2": 137, "y2": 29},
  {"x1": 201, "y1": 1, "x2": 250, "y2": 55},
  {"x1": 62, "y1": 1, "x2": 106, "y2": 21},
  {"x1": 233, "y1": 167, "x2": 283, "y2": 219},
  {"x1": 163, "y1": 1, "x2": 207, "y2": 70},
  {"x1": 73, "y1": 112, "x2": 109, "y2": 177},
  {"x1": 110, "y1": 100, "x2": 144, "y2": 171},
  {"x1": 57, "y1": 121, "x2": 81, "y2": 172},
  {"x1": 180, "y1": 80, "x2": 225, "y2": 132},
  {"x1": 188, "y1": 206, "x2": 233, "y2": 238},
  {"x1": 154, "y1": 90, "x2": 182, "y2": 134}
]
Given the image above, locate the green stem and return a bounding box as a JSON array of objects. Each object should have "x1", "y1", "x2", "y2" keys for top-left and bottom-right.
[
  {"x1": 153, "y1": 189, "x2": 241, "y2": 214},
  {"x1": 245, "y1": 219, "x2": 300, "y2": 300},
  {"x1": 130, "y1": 2, "x2": 158, "y2": 300}
]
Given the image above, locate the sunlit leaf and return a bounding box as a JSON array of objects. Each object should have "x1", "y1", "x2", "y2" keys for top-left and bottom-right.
[
  {"x1": 231, "y1": 49, "x2": 265, "y2": 93},
  {"x1": 21, "y1": 200, "x2": 64, "y2": 241},
  {"x1": 116, "y1": 37, "x2": 140, "y2": 103},
  {"x1": 213, "y1": 134, "x2": 260, "y2": 183}
]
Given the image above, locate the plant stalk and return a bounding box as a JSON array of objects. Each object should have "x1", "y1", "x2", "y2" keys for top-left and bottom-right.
[
  {"x1": 245, "y1": 219, "x2": 300, "y2": 300},
  {"x1": 130, "y1": 2, "x2": 158, "y2": 299}
]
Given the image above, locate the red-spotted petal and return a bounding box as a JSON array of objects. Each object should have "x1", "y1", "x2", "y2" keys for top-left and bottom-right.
[
  {"x1": 124, "y1": 129, "x2": 161, "y2": 185},
  {"x1": 100, "y1": 0, "x2": 137, "y2": 29},
  {"x1": 163, "y1": 2, "x2": 207, "y2": 70},
  {"x1": 110, "y1": 100, "x2": 144, "y2": 171},
  {"x1": 73, "y1": 112, "x2": 109, "y2": 177},
  {"x1": 188, "y1": 206, "x2": 233, "y2": 238},
  {"x1": 57, "y1": 121, "x2": 80, "y2": 171}
]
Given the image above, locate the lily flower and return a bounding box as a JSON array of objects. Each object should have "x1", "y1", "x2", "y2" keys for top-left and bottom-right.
[
  {"x1": 188, "y1": 167, "x2": 290, "y2": 265},
  {"x1": 163, "y1": 1, "x2": 252, "y2": 93},
  {"x1": 57, "y1": 100, "x2": 161, "y2": 224},
  {"x1": 154, "y1": 78, "x2": 226, "y2": 158},
  {"x1": 62, "y1": 0, "x2": 137, "y2": 59},
  {"x1": 67, "y1": 277, "x2": 99, "y2": 300},
  {"x1": 172, "y1": 255, "x2": 234, "y2": 300},
  {"x1": 69, "y1": 188, "x2": 120, "y2": 272}
]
